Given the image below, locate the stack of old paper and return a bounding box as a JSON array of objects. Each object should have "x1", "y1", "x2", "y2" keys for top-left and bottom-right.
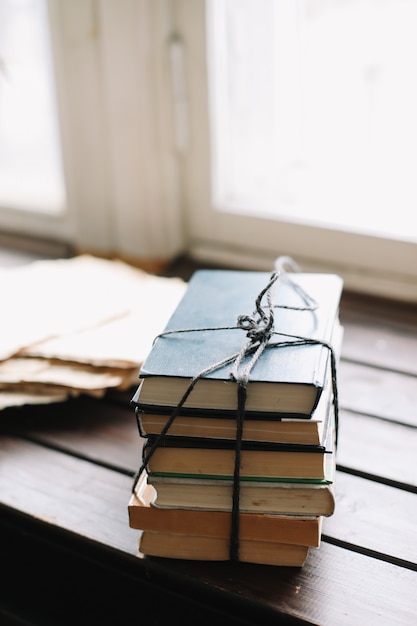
[{"x1": 0, "y1": 255, "x2": 186, "y2": 410}]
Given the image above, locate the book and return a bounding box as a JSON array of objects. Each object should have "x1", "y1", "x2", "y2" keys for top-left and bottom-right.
[
  {"x1": 139, "y1": 530, "x2": 314, "y2": 567},
  {"x1": 142, "y1": 432, "x2": 333, "y2": 482},
  {"x1": 133, "y1": 319, "x2": 343, "y2": 450},
  {"x1": 128, "y1": 471, "x2": 323, "y2": 546},
  {"x1": 146, "y1": 404, "x2": 336, "y2": 516},
  {"x1": 139, "y1": 531, "x2": 311, "y2": 566},
  {"x1": 136, "y1": 410, "x2": 327, "y2": 445},
  {"x1": 133, "y1": 319, "x2": 343, "y2": 449},
  {"x1": 133, "y1": 362, "x2": 332, "y2": 445},
  {"x1": 146, "y1": 474, "x2": 335, "y2": 517},
  {"x1": 136, "y1": 269, "x2": 343, "y2": 417},
  {"x1": 142, "y1": 396, "x2": 336, "y2": 483}
]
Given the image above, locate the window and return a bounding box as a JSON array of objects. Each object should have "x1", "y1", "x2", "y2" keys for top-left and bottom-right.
[
  {"x1": 0, "y1": 0, "x2": 183, "y2": 258},
  {"x1": 0, "y1": 0, "x2": 416, "y2": 302},
  {"x1": 180, "y1": 0, "x2": 417, "y2": 301},
  {"x1": 0, "y1": 0, "x2": 65, "y2": 214},
  {"x1": 208, "y1": 0, "x2": 417, "y2": 242}
]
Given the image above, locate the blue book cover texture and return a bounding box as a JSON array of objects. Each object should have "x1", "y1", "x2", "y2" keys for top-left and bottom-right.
[{"x1": 139, "y1": 269, "x2": 342, "y2": 390}]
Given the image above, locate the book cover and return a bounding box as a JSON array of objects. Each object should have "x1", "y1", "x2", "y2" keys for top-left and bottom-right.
[
  {"x1": 136, "y1": 269, "x2": 343, "y2": 417},
  {"x1": 128, "y1": 471, "x2": 323, "y2": 546},
  {"x1": 139, "y1": 530, "x2": 311, "y2": 566}
]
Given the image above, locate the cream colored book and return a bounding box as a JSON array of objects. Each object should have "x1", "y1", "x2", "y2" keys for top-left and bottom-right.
[
  {"x1": 129, "y1": 471, "x2": 323, "y2": 546},
  {"x1": 139, "y1": 530, "x2": 311, "y2": 566},
  {"x1": 147, "y1": 473, "x2": 335, "y2": 517}
]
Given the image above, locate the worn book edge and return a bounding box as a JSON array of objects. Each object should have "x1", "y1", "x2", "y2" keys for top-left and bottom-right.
[{"x1": 128, "y1": 472, "x2": 323, "y2": 546}]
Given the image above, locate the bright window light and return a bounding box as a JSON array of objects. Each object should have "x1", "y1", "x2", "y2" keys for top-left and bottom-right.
[
  {"x1": 0, "y1": 0, "x2": 66, "y2": 214},
  {"x1": 207, "y1": 0, "x2": 417, "y2": 242}
]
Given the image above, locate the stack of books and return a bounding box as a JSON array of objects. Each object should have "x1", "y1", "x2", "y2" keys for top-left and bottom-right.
[{"x1": 128, "y1": 268, "x2": 343, "y2": 567}]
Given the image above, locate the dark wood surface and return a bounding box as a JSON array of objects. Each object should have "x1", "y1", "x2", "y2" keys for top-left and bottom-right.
[{"x1": 0, "y1": 254, "x2": 416, "y2": 625}]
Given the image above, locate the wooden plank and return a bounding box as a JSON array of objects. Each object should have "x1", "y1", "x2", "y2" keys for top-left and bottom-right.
[
  {"x1": 0, "y1": 428, "x2": 417, "y2": 562},
  {"x1": 340, "y1": 318, "x2": 417, "y2": 375},
  {"x1": 1, "y1": 395, "x2": 141, "y2": 472},
  {"x1": 337, "y1": 411, "x2": 417, "y2": 487},
  {"x1": 338, "y1": 361, "x2": 417, "y2": 427},
  {"x1": 5, "y1": 408, "x2": 416, "y2": 567},
  {"x1": 0, "y1": 435, "x2": 416, "y2": 625},
  {"x1": 0, "y1": 434, "x2": 414, "y2": 567},
  {"x1": 5, "y1": 393, "x2": 417, "y2": 489},
  {"x1": 340, "y1": 291, "x2": 417, "y2": 329},
  {"x1": 181, "y1": 544, "x2": 417, "y2": 626},
  {"x1": 323, "y1": 472, "x2": 417, "y2": 566},
  {"x1": 5, "y1": 391, "x2": 416, "y2": 490},
  {"x1": 0, "y1": 435, "x2": 139, "y2": 555}
]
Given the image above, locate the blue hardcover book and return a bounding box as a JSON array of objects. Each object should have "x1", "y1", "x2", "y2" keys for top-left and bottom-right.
[{"x1": 136, "y1": 269, "x2": 343, "y2": 418}]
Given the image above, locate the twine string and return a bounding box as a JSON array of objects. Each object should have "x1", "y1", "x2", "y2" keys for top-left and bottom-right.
[{"x1": 227, "y1": 272, "x2": 278, "y2": 561}]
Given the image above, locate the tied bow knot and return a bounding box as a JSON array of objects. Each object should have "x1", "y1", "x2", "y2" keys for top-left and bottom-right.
[
  {"x1": 236, "y1": 270, "x2": 279, "y2": 346},
  {"x1": 231, "y1": 272, "x2": 279, "y2": 386},
  {"x1": 236, "y1": 312, "x2": 274, "y2": 345}
]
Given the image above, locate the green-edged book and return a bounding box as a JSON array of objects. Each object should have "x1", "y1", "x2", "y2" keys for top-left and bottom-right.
[
  {"x1": 146, "y1": 452, "x2": 336, "y2": 515},
  {"x1": 135, "y1": 269, "x2": 343, "y2": 418}
]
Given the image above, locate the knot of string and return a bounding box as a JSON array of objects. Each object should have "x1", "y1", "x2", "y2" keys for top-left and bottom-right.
[
  {"x1": 236, "y1": 312, "x2": 272, "y2": 342},
  {"x1": 231, "y1": 272, "x2": 278, "y2": 386}
]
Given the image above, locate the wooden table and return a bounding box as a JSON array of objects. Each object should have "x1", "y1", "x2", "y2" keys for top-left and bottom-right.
[{"x1": 0, "y1": 291, "x2": 416, "y2": 625}]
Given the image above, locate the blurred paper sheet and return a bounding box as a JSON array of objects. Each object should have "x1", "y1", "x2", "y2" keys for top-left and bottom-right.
[
  {"x1": 20, "y1": 270, "x2": 187, "y2": 367},
  {"x1": 0, "y1": 390, "x2": 69, "y2": 411},
  {"x1": 0, "y1": 254, "x2": 184, "y2": 359},
  {"x1": 0, "y1": 357, "x2": 136, "y2": 392},
  {"x1": 0, "y1": 255, "x2": 186, "y2": 409}
]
